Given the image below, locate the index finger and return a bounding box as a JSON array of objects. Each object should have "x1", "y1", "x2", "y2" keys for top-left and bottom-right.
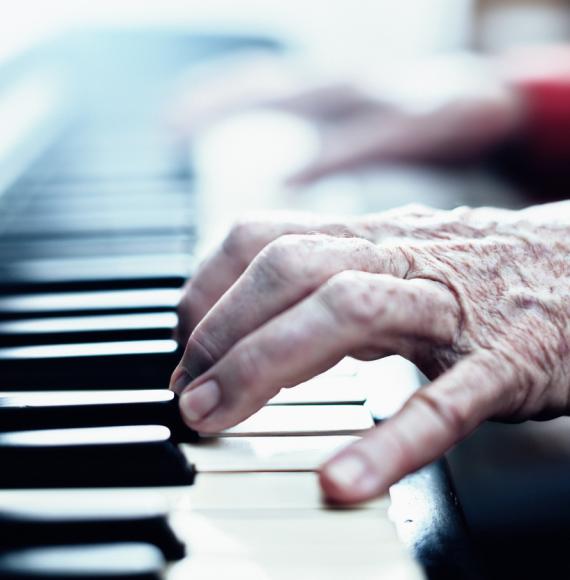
[
  {"x1": 176, "y1": 272, "x2": 457, "y2": 433},
  {"x1": 173, "y1": 236, "x2": 410, "y2": 391}
]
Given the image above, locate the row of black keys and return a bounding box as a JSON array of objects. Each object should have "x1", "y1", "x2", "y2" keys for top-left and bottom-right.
[
  {"x1": 0, "y1": 252, "x2": 191, "y2": 389},
  {"x1": 0, "y1": 134, "x2": 199, "y2": 576},
  {"x1": 0, "y1": 421, "x2": 192, "y2": 576},
  {"x1": 0, "y1": 312, "x2": 197, "y2": 576},
  {"x1": 0, "y1": 31, "x2": 263, "y2": 572}
]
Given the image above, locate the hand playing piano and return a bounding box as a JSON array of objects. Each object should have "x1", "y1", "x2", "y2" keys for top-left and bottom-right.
[{"x1": 170, "y1": 202, "x2": 570, "y2": 504}]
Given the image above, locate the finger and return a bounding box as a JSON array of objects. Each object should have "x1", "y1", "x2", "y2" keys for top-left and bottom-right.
[
  {"x1": 265, "y1": 82, "x2": 378, "y2": 119},
  {"x1": 172, "y1": 236, "x2": 410, "y2": 392},
  {"x1": 320, "y1": 350, "x2": 517, "y2": 504},
  {"x1": 287, "y1": 112, "x2": 404, "y2": 185},
  {"x1": 177, "y1": 271, "x2": 458, "y2": 433},
  {"x1": 167, "y1": 55, "x2": 304, "y2": 136},
  {"x1": 292, "y1": 94, "x2": 521, "y2": 186},
  {"x1": 176, "y1": 213, "x2": 352, "y2": 344}
]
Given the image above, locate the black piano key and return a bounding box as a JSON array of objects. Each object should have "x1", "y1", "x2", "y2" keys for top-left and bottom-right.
[
  {"x1": 0, "y1": 177, "x2": 191, "y2": 221},
  {"x1": 0, "y1": 339, "x2": 179, "y2": 389},
  {"x1": 32, "y1": 150, "x2": 187, "y2": 181},
  {"x1": 0, "y1": 389, "x2": 197, "y2": 442},
  {"x1": 1, "y1": 187, "x2": 190, "y2": 215},
  {"x1": 0, "y1": 254, "x2": 191, "y2": 292},
  {"x1": 0, "y1": 288, "x2": 182, "y2": 319},
  {"x1": 0, "y1": 543, "x2": 164, "y2": 579},
  {"x1": 2, "y1": 210, "x2": 192, "y2": 238},
  {"x1": 0, "y1": 425, "x2": 196, "y2": 488},
  {"x1": 0, "y1": 501, "x2": 185, "y2": 560},
  {"x1": 0, "y1": 312, "x2": 178, "y2": 345},
  {"x1": 11, "y1": 178, "x2": 193, "y2": 200},
  {"x1": 0, "y1": 234, "x2": 194, "y2": 261}
]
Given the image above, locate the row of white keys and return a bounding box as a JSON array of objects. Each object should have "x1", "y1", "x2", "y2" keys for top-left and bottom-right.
[
  {"x1": 0, "y1": 356, "x2": 424, "y2": 579},
  {"x1": 169, "y1": 356, "x2": 424, "y2": 579},
  {"x1": 168, "y1": 473, "x2": 424, "y2": 580}
]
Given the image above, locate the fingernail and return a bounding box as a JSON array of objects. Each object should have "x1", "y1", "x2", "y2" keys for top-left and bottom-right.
[
  {"x1": 171, "y1": 370, "x2": 191, "y2": 395},
  {"x1": 325, "y1": 454, "x2": 378, "y2": 495},
  {"x1": 179, "y1": 379, "x2": 220, "y2": 423}
]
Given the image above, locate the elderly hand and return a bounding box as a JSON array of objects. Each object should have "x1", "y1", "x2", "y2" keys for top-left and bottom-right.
[{"x1": 170, "y1": 202, "x2": 570, "y2": 504}]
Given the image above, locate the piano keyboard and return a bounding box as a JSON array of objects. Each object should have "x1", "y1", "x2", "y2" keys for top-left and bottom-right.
[{"x1": 0, "y1": 32, "x2": 424, "y2": 579}]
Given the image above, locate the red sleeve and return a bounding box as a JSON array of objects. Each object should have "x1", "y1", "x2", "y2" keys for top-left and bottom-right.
[{"x1": 502, "y1": 45, "x2": 570, "y2": 164}]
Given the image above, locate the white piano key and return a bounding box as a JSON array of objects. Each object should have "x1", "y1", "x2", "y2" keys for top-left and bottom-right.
[
  {"x1": 0, "y1": 490, "x2": 169, "y2": 514},
  {"x1": 274, "y1": 356, "x2": 421, "y2": 415},
  {"x1": 179, "y1": 472, "x2": 386, "y2": 511},
  {"x1": 317, "y1": 356, "x2": 359, "y2": 377},
  {"x1": 0, "y1": 490, "x2": 182, "y2": 512},
  {"x1": 169, "y1": 509, "x2": 422, "y2": 580},
  {"x1": 0, "y1": 312, "x2": 178, "y2": 334},
  {"x1": 206, "y1": 405, "x2": 374, "y2": 438},
  {"x1": 269, "y1": 377, "x2": 366, "y2": 405},
  {"x1": 0, "y1": 339, "x2": 177, "y2": 359},
  {"x1": 0, "y1": 389, "x2": 175, "y2": 407},
  {"x1": 0, "y1": 288, "x2": 182, "y2": 313},
  {"x1": 0, "y1": 424, "x2": 173, "y2": 446},
  {"x1": 0, "y1": 253, "x2": 191, "y2": 283},
  {"x1": 357, "y1": 356, "x2": 422, "y2": 419},
  {"x1": 183, "y1": 436, "x2": 359, "y2": 472},
  {"x1": 0, "y1": 544, "x2": 165, "y2": 577}
]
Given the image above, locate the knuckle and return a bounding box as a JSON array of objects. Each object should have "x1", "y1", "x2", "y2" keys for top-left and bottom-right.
[
  {"x1": 188, "y1": 329, "x2": 218, "y2": 361},
  {"x1": 321, "y1": 270, "x2": 384, "y2": 328},
  {"x1": 354, "y1": 421, "x2": 419, "y2": 481},
  {"x1": 177, "y1": 280, "x2": 201, "y2": 319},
  {"x1": 223, "y1": 218, "x2": 270, "y2": 266},
  {"x1": 411, "y1": 388, "x2": 469, "y2": 438},
  {"x1": 256, "y1": 234, "x2": 326, "y2": 288},
  {"x1": 375, "y1": 421, "x2": 417, "y2": 472},
  {"x1": 390, "y1": 203, "x2": 435, "y2": 220},
  {"x1": 183, "y1": 332, "x2": 220, "y2": 378},
  {"x1": 176, "y1": 281, "x2": 192, "y2": 318}
]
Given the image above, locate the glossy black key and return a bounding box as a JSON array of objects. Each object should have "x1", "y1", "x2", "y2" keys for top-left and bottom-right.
[
  {"x1": 29, "y1": 191, "x2": 190, "y2": 215},
  {"x1": 0, "y1": 289, "x2": 181, "y2": 319},
  {"x1": 0, "y1": 390, "x2": 197, "y2": 442},
  {"x1": 0, "y1": 234, "x2": 194, "y2": 261},
  {"x1": 0, "y1": 254, "x2": 190, "y2": 292},
  {"x1": 0, "y1": 425, "x2": 196, "y2": 488},
  {"x1": 2, "y1": 210, "x2": 191, "y2": 238},
  {"x1": 0, "y1": 339, "x2": 178, "y2": 389},
  {"x1": 11, "y1": 177, "x2": 192, "y2": 200},
  {"x1": 0, "y1": 312, "x2": 178, "y2": 346},
  {"x1": 0, "y1": 543, "x2": 164, "y2": 579},
  {"x1": 0, "y1": 500, "x2": 185, "y2": 560}
]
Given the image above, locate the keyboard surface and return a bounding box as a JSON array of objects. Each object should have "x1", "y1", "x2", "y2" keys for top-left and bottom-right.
[{"x1": 0, "y1": 28, "x2": 472, "y2": 579}]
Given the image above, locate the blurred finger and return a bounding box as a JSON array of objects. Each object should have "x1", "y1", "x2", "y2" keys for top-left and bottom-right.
[
  {"x1": 287, "y1": 112, "x2": 407, "y2": 185},
  {"x1": 265, "y1": 82, "x2": 379, "y2": 119}
]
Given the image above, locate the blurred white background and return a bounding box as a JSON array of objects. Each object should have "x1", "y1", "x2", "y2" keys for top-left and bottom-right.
[{"x1": 0, "y1": 0, "x2": 473, "y2": 71}]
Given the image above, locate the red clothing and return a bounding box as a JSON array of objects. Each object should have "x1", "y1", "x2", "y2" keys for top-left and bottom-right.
[{"x1": 503, "y1": 45, "x2": 570, "y2": 164}]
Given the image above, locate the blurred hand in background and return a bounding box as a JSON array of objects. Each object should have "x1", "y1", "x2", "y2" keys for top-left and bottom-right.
[{"x1": 168, "y1": 51, "x2": 522, "y2": 184}]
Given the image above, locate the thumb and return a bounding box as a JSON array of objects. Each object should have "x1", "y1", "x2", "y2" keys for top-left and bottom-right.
[{"x1": 319, "y1": 352, "x2": 514, "y2": 504}]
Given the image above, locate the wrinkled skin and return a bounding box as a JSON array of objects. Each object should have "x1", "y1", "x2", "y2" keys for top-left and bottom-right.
[{"x1": 170, "y1": 202, "x2": 570, "y2": 504}]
